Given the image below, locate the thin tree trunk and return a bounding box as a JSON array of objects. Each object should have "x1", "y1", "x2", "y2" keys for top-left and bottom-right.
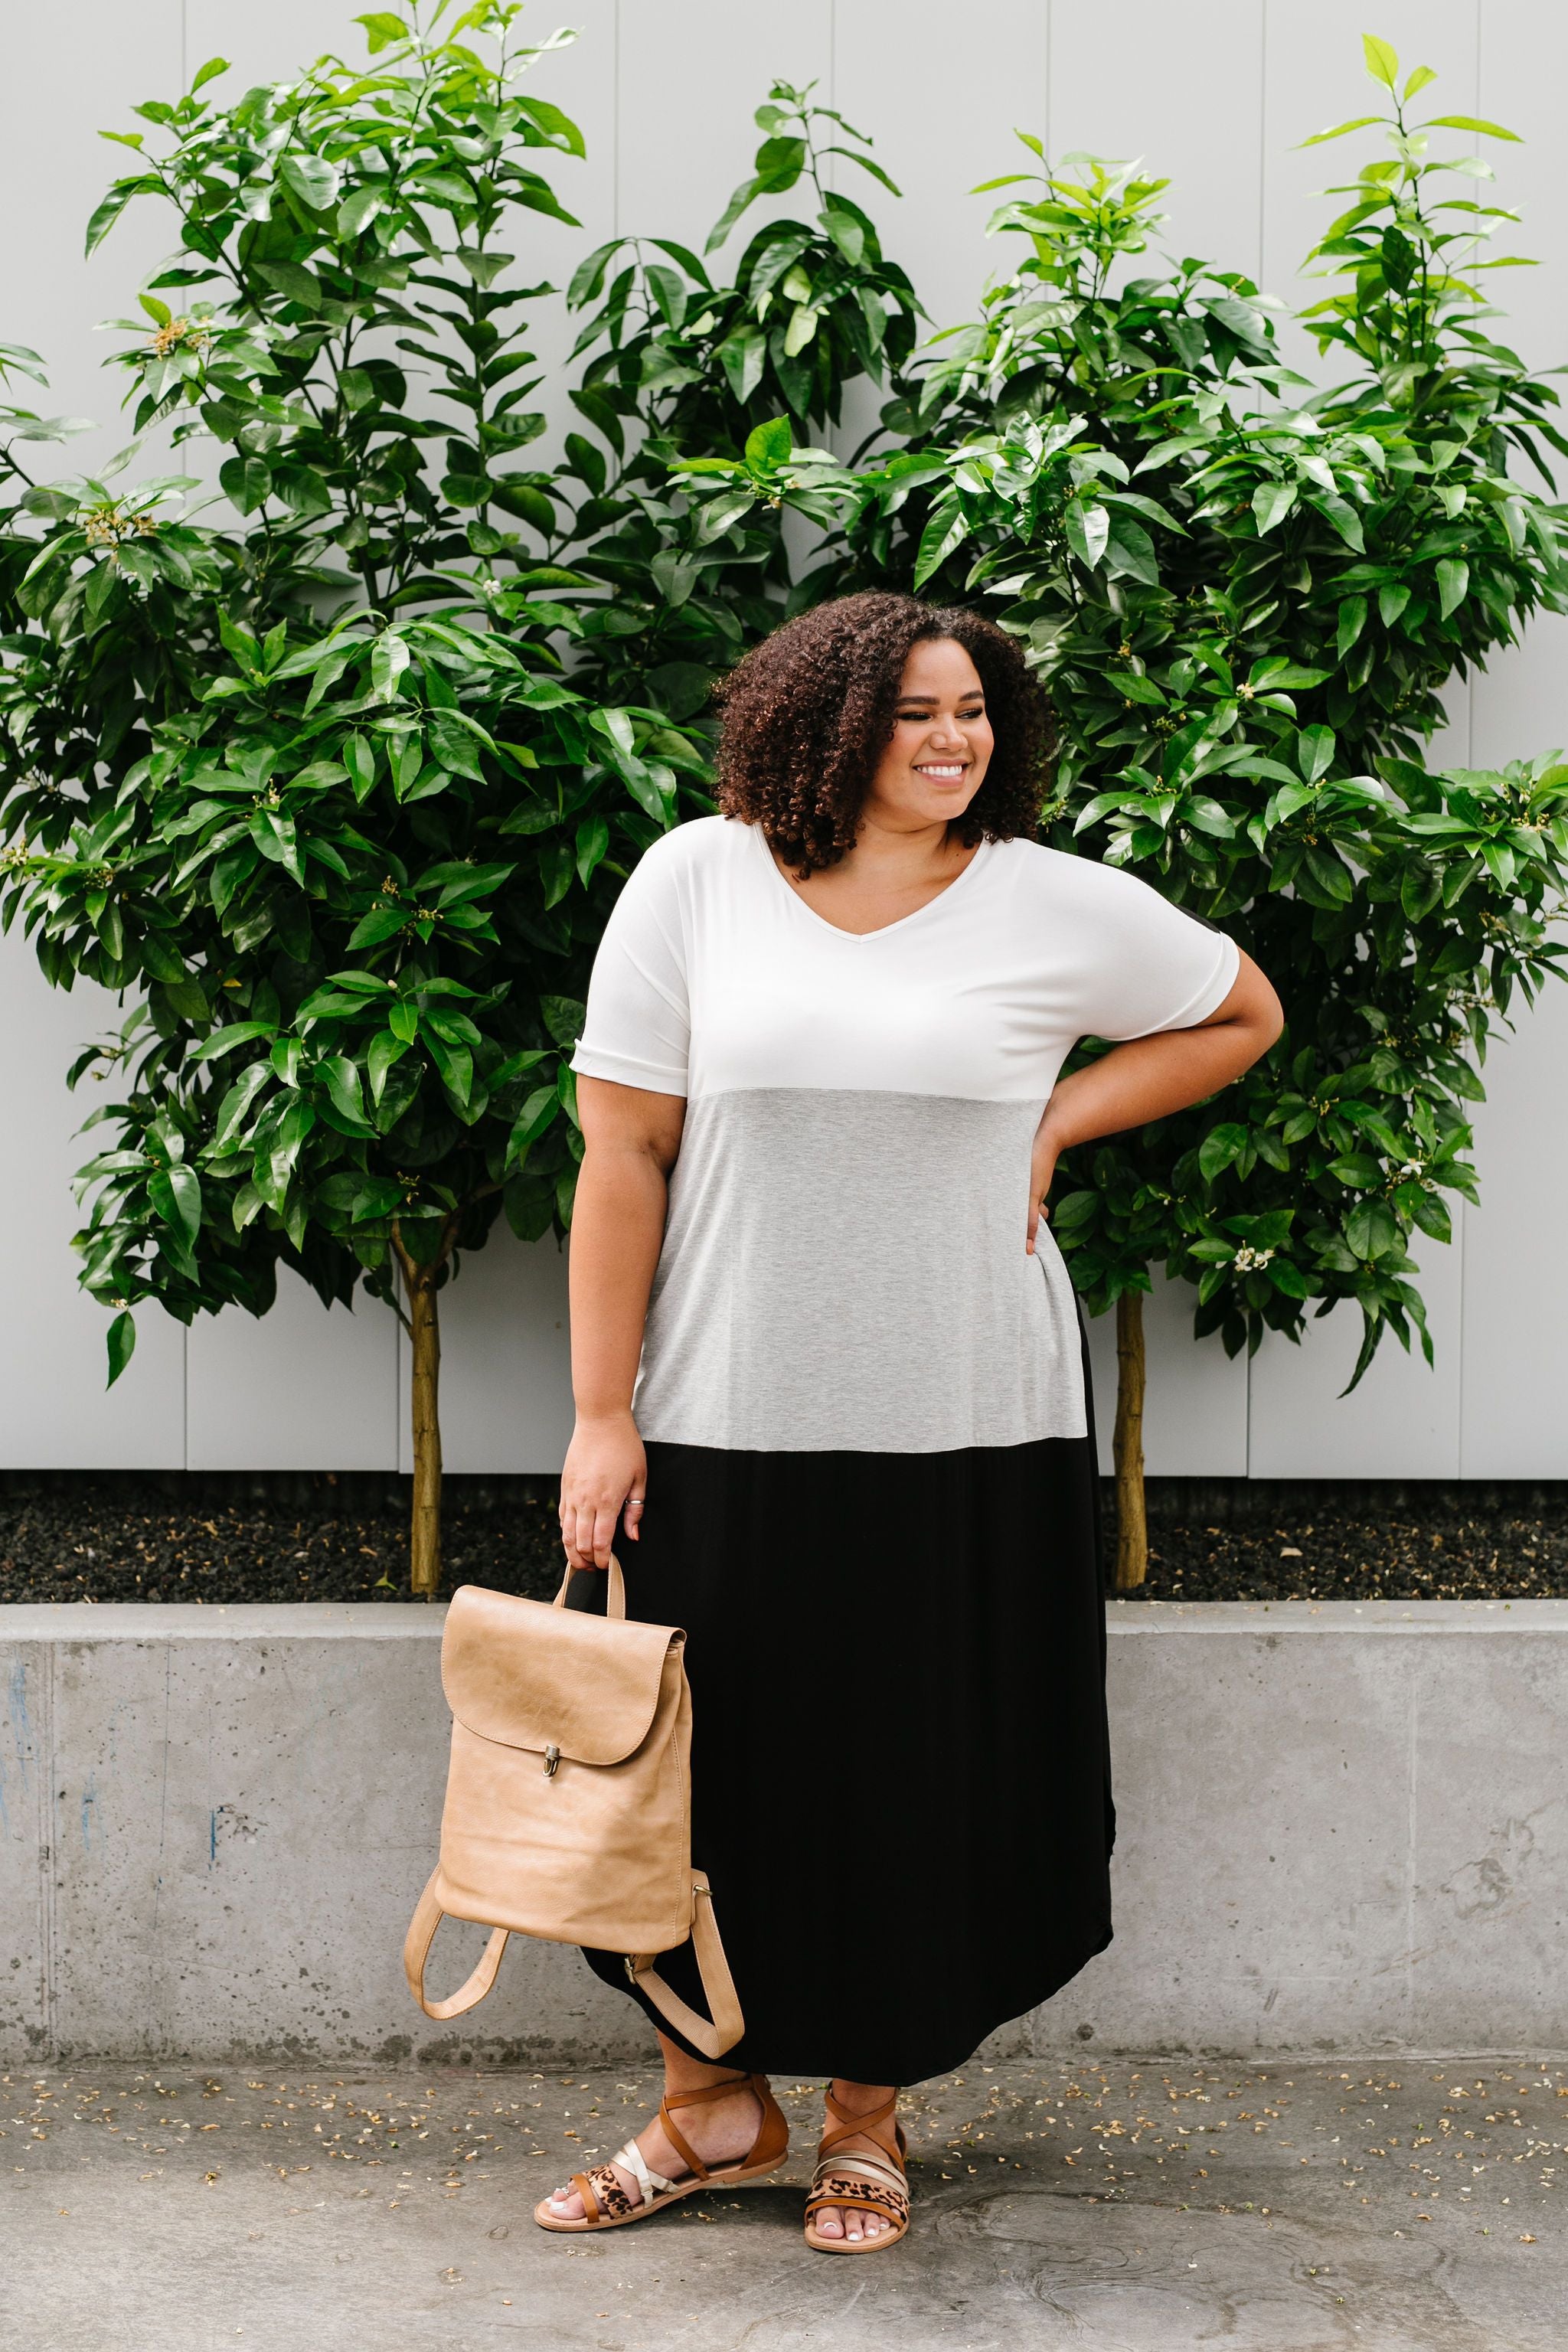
[
  {"x1": 1112, "y1": 1288, "x2": 1148, "y2": 1595},
  {"x1": 407, "y1": 1259, "x2": 443, "y2": 1600}
]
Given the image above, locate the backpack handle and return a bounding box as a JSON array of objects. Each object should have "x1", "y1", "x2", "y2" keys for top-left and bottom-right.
[{"x1": 552, "y1": 1555, "x2": 627, "y2": 1619}]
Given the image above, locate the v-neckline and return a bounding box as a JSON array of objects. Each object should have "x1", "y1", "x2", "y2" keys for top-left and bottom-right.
[{"x1": 755, "y1": 823, "x2": 994, "y2": 942}]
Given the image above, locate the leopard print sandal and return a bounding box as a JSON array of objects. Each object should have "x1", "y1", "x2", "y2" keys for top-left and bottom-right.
[
  {"x1": 803, "y1": 2089, "x2": 910, "y2": 2253},
  {"x1": 534, "y1": 2071, "x2": 788, "y2": 2233}
]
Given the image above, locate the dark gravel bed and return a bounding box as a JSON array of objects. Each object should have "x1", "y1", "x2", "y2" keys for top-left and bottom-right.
[
  {"x1": 0, "y1": 1474, "x2": 567, "y2": 1606},
  {"x1": 1137, "y1": 1493, "x2": 1568, "y2": 1603},
  {"x1": 0, "y1": 1474, "x2": 1564, "y2": 1605}
]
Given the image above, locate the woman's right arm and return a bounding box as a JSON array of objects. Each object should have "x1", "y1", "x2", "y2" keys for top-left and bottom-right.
[{"x1": 558, "y1": 1073, "x2": 686, "y2": 1573}]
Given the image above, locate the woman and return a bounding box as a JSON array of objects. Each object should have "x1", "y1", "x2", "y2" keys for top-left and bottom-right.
[{"x1": 537, "y1": 591, "x2": 1282, "y2": 2251}]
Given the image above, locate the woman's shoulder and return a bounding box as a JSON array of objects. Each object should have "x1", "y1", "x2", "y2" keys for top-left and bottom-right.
[
  {"x1": 661, "y1": 812, "x2": 751, "y2": 857},
  {"x1": 630, "y1": 812, "x2": 754, "y2": 883},
  {"x1": 983, "y1": 836, "x2": 1220, "y2": 952},
  {"x1": 607, "y1": 812, "x2": 743, "y2": 913}
]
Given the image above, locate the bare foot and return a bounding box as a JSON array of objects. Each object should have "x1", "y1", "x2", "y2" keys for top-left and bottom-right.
[
  {"x1": 537, "y1": 2073, "x2": 763, "y2": 2224},
  {"x1": 811, "y1": 2082, "x2": 904, "y2": 2245}
]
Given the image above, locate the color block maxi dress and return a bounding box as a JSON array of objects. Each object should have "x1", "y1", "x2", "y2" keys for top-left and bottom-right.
[{"x1": 569, "y1": 814, "x2": 1238, "y2": 2085}]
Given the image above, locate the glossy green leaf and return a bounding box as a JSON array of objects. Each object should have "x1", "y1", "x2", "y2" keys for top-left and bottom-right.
[
  {"x1": 189, "y1": 1021, "x2": 276, "y2": 1064},
  {"x1": 338, "y1": 182, "x2": 387, "y2": 237},
  {"x1": 1063, "y1": 500, "x2": 1109, "y2": 569},
  {"x1": 514, "y1": 96, "x2": 587, "y2": 158},
  {"x1": 356, "y1": 11, "x2": 410, "y2": 53},
  {"x1": 541, "y1": 995, "x2": 586, "y2": 1047},
  {"x1": 506, "y1": 1084, "x2": 559, "y2": 1168},
  {"x1": 717, "y1": 325, "x2": 766, "y2": 407},
  {"x1": 280, "y1": 152, "x2": 341, "y2": 213},
  {"x1": 782, "y1": 304, "x2": 819, "y2": 358},
  {"x1": 105, "y1": 1309, "x2": 136, "y2": 1387},
  {"x1": 149, "y1": 1162, "x2": 201, "y2": 1246},
  {"x1": 1436, "y1": 557, "x2": 1468, "y2": 620},
  {"x1": 1266, "y1": 1258, "x2": 1311, "y2": 1298},
  {"x1": 371, "y1": 635, "x2": 411, "y2": 701},
  {"x1": 1361, "y1": 34, "x2": 1399, "y2": 90},
  {"x1": 1346, "y1": 1199, "x2": 1400, "y2": 1260},
  {"x1": 820, "y1": 196, "x2": 866, "y2": 266},
  {"x1": 1251, "y1": 480, "x2": 1298, "y2": 535},
  {"x1": 1422, "y1": 113, "x2": 1521, "y2": 141},
  {"x1": 1297, "y1": 724, "x2": 1335, "y2": 786},
  {"x1": 256, "y1": 260, "x2": 322, "y2": 309},
  {"x1": 575, "y1": 812, "x2": 609, "y2": 887},
  {"x1": 743, "y1": 415, "x2": 792, "y2": 472},
  {"x1": 83, "y1": 178, "x2": 144, "y2": 256},
  {"x1": 913, "y1": 498, "x2": 969, "y2": 589},
  {"x1": 1306, "y1": 490, "x2": 1364, "y2": 551},
  {"x1": 343, "y1": 732, "x2": 376, "y2": 800},
  {"x1": 219, "y1": 455, "x2": 272, "y2": 514},
  {"x1": 1198, "y1": 1123, "x2": 1248, "y2": 1181},
  {"x1": 347, "y1": 903, "x2": 413, "y2": 949},
  {"x1": 367, "y1": 1027, "x2": 409, "y2": 1103},
  {"x1": 1298, "y1": 114, "x2": 1385, "y2": 148},
  {"x1": 1104, "y1": 520, "x2": 1159, "y2": 586},
  {"x1": 213, "y1": 1063, "x2": 272, "y2": 1146}
]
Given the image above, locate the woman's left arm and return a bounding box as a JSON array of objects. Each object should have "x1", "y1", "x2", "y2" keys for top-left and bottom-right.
[{"x1": 1027, "y1": 949, "x2": 1283, "y2": 1254}]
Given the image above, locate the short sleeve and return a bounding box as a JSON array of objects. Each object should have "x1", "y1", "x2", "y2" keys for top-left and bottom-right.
[
  {"x1": 571, "y1": 839, "x2": 690, "y2": 1096},
  {"x1": 1070, "y1": 864, "x2": 1240, "y2": 1042}
]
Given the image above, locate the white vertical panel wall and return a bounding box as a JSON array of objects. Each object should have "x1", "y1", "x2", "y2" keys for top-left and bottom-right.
[{"x1": 0, "y1": 1, "x2": 1561, "y2": 1477}]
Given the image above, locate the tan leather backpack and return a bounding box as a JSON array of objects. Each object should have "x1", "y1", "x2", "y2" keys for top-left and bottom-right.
[{"x1": 403, "y1": 1560, "x2": 743, "y2": 2059}]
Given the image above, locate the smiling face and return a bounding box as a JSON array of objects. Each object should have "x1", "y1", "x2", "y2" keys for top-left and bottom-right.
[{"x1": 863, "y1": 635, "x2": 995, "y2": 832}]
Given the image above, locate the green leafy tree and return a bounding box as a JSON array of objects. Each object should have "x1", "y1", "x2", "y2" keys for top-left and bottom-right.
[
  {"x1": 0, "y1": 342, "x2": 92, "y2": 527},
  {"x1": 8, "y1": 18, "x2": 1565, "y2": 1605},
  {"x1": 83, "y1": 0, "x2": 588, "y2": 605},
  {"x1": 558, "y1": 80, "x2": 922, "y2": 718},
  {"x1": 0, "y1": 5, "x2": 707, "y2": 1593},
  {"x1": 673, "y1": 37, "x2": 1568, "y2": 1587}
]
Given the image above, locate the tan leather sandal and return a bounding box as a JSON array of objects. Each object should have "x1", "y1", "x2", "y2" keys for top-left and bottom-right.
[
  {"x1": 803, "y1": 2088, "x2": 910, "y2": 2253},
  {"x1": 534, "y1": 2071, "x2": 788, "y2": 2233}
]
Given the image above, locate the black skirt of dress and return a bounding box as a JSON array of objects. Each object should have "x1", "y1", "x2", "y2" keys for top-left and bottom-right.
[{"x1": 567, "y1": 1419, "x2": 1113, "y2": 2087}]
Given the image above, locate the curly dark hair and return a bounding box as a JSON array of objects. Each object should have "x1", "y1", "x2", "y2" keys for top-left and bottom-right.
[{"x1": 711, "y1": 591, "x2": 1055, "y2": 874}]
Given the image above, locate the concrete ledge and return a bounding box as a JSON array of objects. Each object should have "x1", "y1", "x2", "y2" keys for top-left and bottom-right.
[{"x1": 2, "y1": 1599, "x2": 1565, "y2": 2065}]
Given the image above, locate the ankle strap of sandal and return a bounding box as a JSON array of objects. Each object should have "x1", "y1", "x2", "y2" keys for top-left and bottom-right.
[
  {"x1": 664, "y1": 2069, "x2": 756, "y2": 2114},
  {"x1": 659, "y1": 2070, "x2": 763, "y2": 2183},
  {"x1": 822, "y1": 2086, "x2": 898, "y2": 2155}
]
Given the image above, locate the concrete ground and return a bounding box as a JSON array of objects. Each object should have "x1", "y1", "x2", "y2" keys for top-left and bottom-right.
[{"x1": 5, "y1": 2053, "x2": 1564, "y2": 2350}]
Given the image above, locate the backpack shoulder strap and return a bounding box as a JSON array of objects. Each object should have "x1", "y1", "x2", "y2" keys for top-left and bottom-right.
[
  {"x1": 627, "y1": 1872, "x2": 744, "y2": 2060},
  {"x1": 403, "y1": 1870, "x2": 510, "y2": 2020}
]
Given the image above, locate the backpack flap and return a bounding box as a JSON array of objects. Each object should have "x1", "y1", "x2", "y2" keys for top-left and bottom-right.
[{"x1": 441, "y1": 1581, "x2": 681, "y2": 1766}]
